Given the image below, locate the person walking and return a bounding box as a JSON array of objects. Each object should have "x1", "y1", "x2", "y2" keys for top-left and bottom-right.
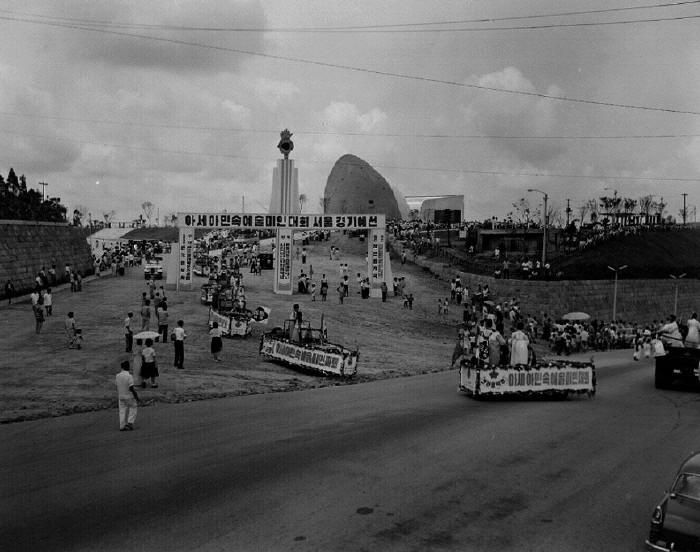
[
  {"x1": 140, "y1": 299, "x2": 151, "y2": 331},
  {"x1": 43, "y1": 288, "x2": 53, "y2": 316},
  {"x1": 5, "y1": 279, "x2": 15, "y2": 305},
  {"x1": 124, "y1": 312, "x2": 134, "y2": 353},
  {"x1": 65, "y1": 312, "x2": 77, "y2": 348},
  {"x1": 173, "y1": 320, "x2": 187, "y2": 369},
  {"x1": 140, "y1": 338, "x2": 158, "y2": 388},
  {"x1": 380, "y1": 281, "x2": 388, "y2": 302},
  {"x1": 157, "y1": 303, "x2": 169, "y2": 343},
  {"x1": 33, "y1": 297, "x2": 45, "y2": 334},
  {"x1": 210, "y1": 321, "x2": 223, "y2": 362},
  {"x1": 116, "y1": 360, "x2": 139, "y2": 431},
  {"x1": 320, "y1": 274, "x2": 328, "y2": 301},
  {"x1": 337, "y1": 283, "x2": 344, "y2": 304}
]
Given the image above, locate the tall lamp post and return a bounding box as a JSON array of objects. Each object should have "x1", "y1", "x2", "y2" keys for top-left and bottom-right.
[
  {"x1": 527, "y1": 188, "x2": 548, "y2": 266},
  {"x1": 669, "y1": 273, "x2": 687, "y2": 316},
  {"x1": 608, "y1": 264, "x2": 628, "y2": 322}
]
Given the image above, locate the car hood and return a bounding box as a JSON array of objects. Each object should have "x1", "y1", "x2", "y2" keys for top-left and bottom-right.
[{"x1": 664, "y1": 495, "x2": 700, "y2": 538}]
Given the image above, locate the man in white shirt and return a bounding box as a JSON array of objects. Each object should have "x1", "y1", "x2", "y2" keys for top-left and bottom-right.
[
  {"x1": 115, "y1": 360, "x2": 139, "y2": 431},
  {"x1": 173, "y1": 320, "x2": 187, "y2": 369}
]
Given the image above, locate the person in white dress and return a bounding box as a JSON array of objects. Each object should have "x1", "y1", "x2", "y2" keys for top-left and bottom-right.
[
  {"x1": 660, "y1": 315, "x2": 683, "y2": 348},
  {"x1": 686, "y1": 313, "x2": 700, "y2": 349},
  {"x1": 510, "y1": 321, "x2": 530, "y2": 366}
]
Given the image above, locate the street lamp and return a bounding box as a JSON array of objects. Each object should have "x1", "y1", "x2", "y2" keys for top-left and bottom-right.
[
  {"x1": 527, "y1": 189, "x2": 548, "y2": 266},
  {"x1": 608, "y1": 264, "x2": 628, "y2": 322},
  {"x1": 669, "y1": 273, "x2": 687, "y2": 316}
]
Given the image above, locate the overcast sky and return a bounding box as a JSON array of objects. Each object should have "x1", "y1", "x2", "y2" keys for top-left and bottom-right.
[{"x1": 1, "y1": 0, "x2": 700, "y2": 223}]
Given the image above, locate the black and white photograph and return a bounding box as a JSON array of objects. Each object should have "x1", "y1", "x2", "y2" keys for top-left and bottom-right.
[{"x1": 2, "y1": 2, "x2": 700, "y2": 551}]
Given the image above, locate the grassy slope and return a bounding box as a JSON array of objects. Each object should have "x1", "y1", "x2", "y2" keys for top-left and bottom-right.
[{"x1": 553, "y1": 228, "x2": 700, "y2": 279}]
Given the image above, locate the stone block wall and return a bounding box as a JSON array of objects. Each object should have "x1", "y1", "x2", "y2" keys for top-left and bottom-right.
[
  {"x1": 0, "y1": 220, "x2": 94, "y2": 298},
  {"x1": 412, "y1": 255, "x2": 700, "y2": 324}
]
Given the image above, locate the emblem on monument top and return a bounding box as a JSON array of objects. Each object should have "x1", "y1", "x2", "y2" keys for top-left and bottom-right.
[{"x1": 277, "y1": 129, "x2": 294, "y2": 158}]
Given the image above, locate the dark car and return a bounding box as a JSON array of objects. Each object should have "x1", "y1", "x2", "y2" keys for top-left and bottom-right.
[{"x1": 646, "y1": 451, "x2": 700, "y2": 551}]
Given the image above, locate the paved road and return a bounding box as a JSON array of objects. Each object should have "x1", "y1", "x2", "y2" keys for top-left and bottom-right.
[{"x1": 3, "y1": 351, "x2": 700, "y2": 552}]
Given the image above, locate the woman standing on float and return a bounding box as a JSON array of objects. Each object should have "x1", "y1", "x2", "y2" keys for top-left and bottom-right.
[
  {"x1": 686, "y1": 312, "x2": 700, "y2": 348},
  {"x1": 509, "y1": 321, "x2": 530, "y2": 366}
]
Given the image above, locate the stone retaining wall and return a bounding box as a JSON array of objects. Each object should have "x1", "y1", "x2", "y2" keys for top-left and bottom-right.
[
  {"x1": 394, "y1": 243, "x2": 700, "y2": 322},
  {"x1": 0, "y1": 220, "x2": 94, "y2": 297}
]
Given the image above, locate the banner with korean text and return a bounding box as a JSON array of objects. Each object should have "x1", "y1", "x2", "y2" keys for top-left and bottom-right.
[
  {"x1": 274, "y1": 228, "x2": 293, "y2": 294},
  {"x1": 259, "y1": 337, "x2": 357, "y2": 376},
  {"x1": 459, "y1": 362, "x2": 595, "y2": 396},
  {"x1": 177, "y1": 226, "x2": 195, "y2": 290},
  {"x1": 368, "y1": 228, "x2": 386, "y2": 298},
  {"x1": 179, "y1": 212, "x2": 384, "y2": 230}
]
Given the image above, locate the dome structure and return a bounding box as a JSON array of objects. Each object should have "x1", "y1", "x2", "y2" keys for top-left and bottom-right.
[{"x1": 323, "y1": 154, "x2": 405, "y2": 219}]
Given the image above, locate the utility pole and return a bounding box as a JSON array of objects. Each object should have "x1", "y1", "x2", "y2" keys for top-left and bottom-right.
[
  {"x1": 608, "y1": 265, "x2": 628, "y2": 322},
  {"x1": 242, "y1": 195, "x2": 245, "y2": 213},
  {"x1": 566, "y1": 198, "x2": 571, "y2": 226},
  {"x1": 670, "y1": 273, "x2": 687, "y2": 316},
  {"x1": 527, "y1": 189, "x2": 548, "y2": 266},
  {"x1": 38, "y1": 181, "x2": 48, "y2": 201},
  {"x1": 682, "y1": 193, "x2": 688, "y2": 225}
]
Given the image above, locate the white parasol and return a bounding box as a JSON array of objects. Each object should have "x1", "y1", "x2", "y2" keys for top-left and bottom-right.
[
  {"x1": 134, "y1": 331, "x2": 161, "y2": 341},
  {"x1": 562, "y1": 312, "x2": 591, "y2": 321}
]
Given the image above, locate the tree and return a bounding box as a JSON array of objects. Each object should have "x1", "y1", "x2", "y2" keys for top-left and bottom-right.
[
  {"x1": 623, "y1": 198, "x2": 637, "y2": 213},
  {"x1": 141, "y1": 201, "x2": 155, "y2": 226},
  {"x1": 548, "y1": 205, "x2": 564, "y2": 228},
  {"x1": 298, "y1": 193, "x2": 307, "y2": 213},
  {"x1": 577, "y1": 202, "x2": 590, "y2": 225},
  {"x1": 6, "y1": 168, "x2": 19, "y2": 195},
  {"x1": 508, "y1": 198, "x2": 538, "y2": 226}
]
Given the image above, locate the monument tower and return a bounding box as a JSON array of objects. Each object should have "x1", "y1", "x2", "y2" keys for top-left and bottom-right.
[
  {"x1": 269, "y1": 129, "x2": 299, "y2": 215},
  {"x1": 271, "y1": 129, "x2": 297, "y2": 294}
]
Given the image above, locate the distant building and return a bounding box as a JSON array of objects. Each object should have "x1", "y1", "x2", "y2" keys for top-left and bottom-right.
[
  {"x1": 323, "y1": 154, "x2": 407, "y2": 219},
  {"x1": 418, "y1": 195, "x2": 464, "y2": 223}
]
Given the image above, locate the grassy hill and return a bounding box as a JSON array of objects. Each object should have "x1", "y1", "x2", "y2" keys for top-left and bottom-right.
[{"x1": 553, "y1": 228, "x2": 700, "y2": 279}]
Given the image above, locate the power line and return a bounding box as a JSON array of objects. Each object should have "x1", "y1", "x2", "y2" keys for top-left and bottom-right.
[
  {"x1": 5, "y1": 128, "x2": 699, "y2": 182},
  {"x1": 1, "y1": 1, "x2": 699, "y2": 32},
  {"x1": 0, "y1": 109, "x2": 698, "y2": 140},
  {"x1": 2, "y1": 15, "x2": 700, "y2": 116}
]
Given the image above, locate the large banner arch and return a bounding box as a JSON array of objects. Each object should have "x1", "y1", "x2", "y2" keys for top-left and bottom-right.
[{"x1": 176, "y1": 212, "x2": 386, "y2": 296}]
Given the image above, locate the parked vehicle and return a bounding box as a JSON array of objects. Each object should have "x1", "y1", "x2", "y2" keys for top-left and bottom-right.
[
  {"x1": 654, "y1": 346, "x2": 700, "y2": 389},
  {"x1": 646, "y1": 451, "x2": 700, "y2": 551}
]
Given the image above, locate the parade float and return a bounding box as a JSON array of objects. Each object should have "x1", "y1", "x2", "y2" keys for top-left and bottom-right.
[
  {"x1": 259, "y1": 316, "x2": 359, "y2": 377},
  {"x1": 204, "y1": 275, "x2": 256, "y2": 338},
  {"x1": 455, "y1": 335, "x2": 596, "y2": 399}
]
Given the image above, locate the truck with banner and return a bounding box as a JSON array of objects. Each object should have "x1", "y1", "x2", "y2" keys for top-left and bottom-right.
[{"x1": 259, "y1": 317, "x2": 358, "y2": 377}]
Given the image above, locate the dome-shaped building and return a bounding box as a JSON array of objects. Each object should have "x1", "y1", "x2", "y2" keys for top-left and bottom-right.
[{"x1": 323, "y1": 154, "x2": 406, "y2": 219}]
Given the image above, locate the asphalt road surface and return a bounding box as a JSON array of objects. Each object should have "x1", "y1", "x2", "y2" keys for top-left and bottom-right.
[{"x1": 3, "y1": 350, "x2": 700, "y2": 552}]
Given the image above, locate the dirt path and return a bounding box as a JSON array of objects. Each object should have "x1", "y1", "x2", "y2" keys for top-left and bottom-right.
[{"x1": 1, "y1": 235, "x2": 466, "y2": 423}]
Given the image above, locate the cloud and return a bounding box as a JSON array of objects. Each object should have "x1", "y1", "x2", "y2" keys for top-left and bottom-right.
[
  {"x1": 46, "y1": 0, "x2": 266, "y2": 73},
  {"x1": 251, "y1": 78, "x2": 301, "y2": 110},
  {"x1": 222, "y1": 100, "x2": 251, "y2": 124},
  {"x1": 462, "y1": 67, "x2": 566, "y2": 165},
  {"x1": 310, "y1": 102, "x2": 392, "y2": 165},
  {"x1": 321, "y1": 102, "x2": 387, "y2": 132}
]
